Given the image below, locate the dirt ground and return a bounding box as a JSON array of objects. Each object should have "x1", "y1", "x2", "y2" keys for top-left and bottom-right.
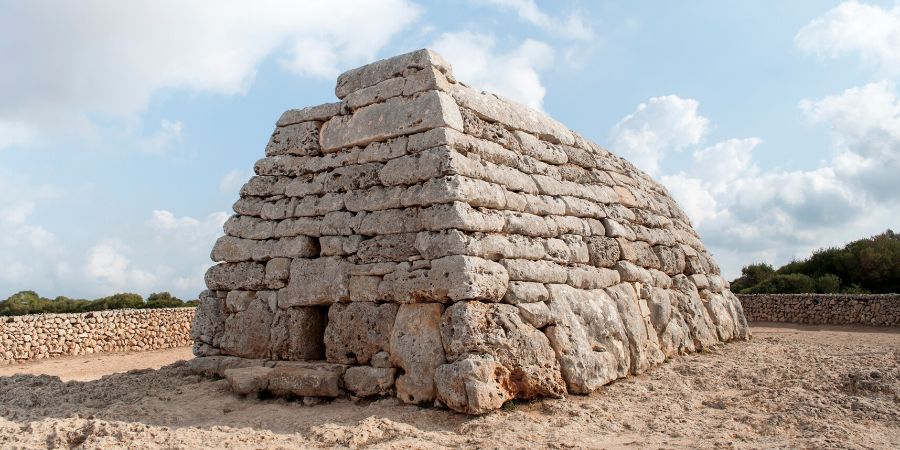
[{"x1": 0, "y1": 323, "x2": 897, "y2": 449}]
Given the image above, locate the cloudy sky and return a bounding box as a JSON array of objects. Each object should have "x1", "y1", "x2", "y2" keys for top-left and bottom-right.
[{"x1": 1, "y1": 0, "x2": 898, "y2": 299}]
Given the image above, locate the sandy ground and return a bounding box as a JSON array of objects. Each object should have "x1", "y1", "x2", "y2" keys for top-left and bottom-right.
[{"x1": 0, "y1": 324, "x2": 897, "y2": 449}]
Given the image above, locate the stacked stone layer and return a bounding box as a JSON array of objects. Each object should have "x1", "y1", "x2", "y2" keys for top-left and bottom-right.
[
  {"x1": 1, "y1": 308, "x2": 194, "y2": 364},
  {"x1": 191, "y1": 49, "x2": 750, "y2": 414},
  {"x1": 740, "y1": 294, "x2": 900, "y2": 326}
]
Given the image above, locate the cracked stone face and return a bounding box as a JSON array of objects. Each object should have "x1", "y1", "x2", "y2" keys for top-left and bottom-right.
[{"x1": 193, "y1": 48, "x2": 751, "y2": 415}]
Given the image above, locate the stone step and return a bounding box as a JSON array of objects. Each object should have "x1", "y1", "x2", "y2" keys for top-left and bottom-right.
[{"x1": 223, "y1": 361, "x2": 347, "y2": 398}]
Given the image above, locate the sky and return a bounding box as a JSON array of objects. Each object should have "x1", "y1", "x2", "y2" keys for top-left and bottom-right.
[{"x1": 1, "y1": 0, "x2": 898, "y2": 300}]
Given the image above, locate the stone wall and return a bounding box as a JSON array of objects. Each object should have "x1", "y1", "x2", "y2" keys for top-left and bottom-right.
[
  {"x1": 1, "y1": 308, "x2": 195, "y2": 364},
  {"x1": 738, "y1": 294, "x2": 900, "y2": 326}
]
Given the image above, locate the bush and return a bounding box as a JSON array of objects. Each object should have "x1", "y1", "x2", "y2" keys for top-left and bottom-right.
[
  {"x1": 732, "y1": 229, "x2": 899, "y2": 294},
  {"x1": 746, "y1": 274, "x2": 816, "y2": 294},
  {"x1": 0, "y1": 291, "x2": 196, "y2": 316}
]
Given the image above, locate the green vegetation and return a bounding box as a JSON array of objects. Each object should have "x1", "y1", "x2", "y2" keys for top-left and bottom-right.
[
  {"x1": 731, "y1": 230, "x2": 900, "y2": 294},
  {"x1": 0, "y1": 291, "x2": 198, "y2": 316}
]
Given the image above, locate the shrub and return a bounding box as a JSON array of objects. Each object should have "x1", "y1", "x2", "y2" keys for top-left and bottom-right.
[
  {"x1": 0, "y1": 291, "x2": 196, "y2": 316},
  {"x1": 746, "y1": 274, "x2": 816, "y2": 294}
]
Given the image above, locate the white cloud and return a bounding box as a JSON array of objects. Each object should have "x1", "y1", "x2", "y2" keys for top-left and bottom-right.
[
  {"x1": 475, "y1": 0, "x2": 593, "y2": 40},
  {"x1": 137, "y1": 119, "x2": 184, "y2": 154},
  {"x1": 150, "y1": 209, "x2": 228, "y2": 242},
  {"x1": 796, "y1": 1, "x2": 900, "y2": 75},
  {"x1": 612, "y1": 88, "x2": 899, "y2": 279},
  {"x1": 0, "y1": 0, "x2": 422, "y2": 147},
  {"x1": 0, "y1": 172, "x2": 62, "y2": 288},
  {"x1": 608, "y1": 95, "x2": 710, "y2": 176},
  {"x1": 432, "y1": 32, "x2": 554, "y2": 110},
  {"x1": 0, "y1": 121, "x2": 37, "y2": 149}
]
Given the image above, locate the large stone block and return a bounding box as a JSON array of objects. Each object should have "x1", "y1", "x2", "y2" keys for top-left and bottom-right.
[
  {"x1": 278, "y1": 257, "x2": 350, "y2": 307},
  {"x1": 320, "y1": 91, "x2": 463, "y2": 151},
  {"x1": 324, "y1": 302, "x2": 398, "y2": 365},
  {"x1": 605, "y1": 283, "x2": 665, "y2": 375},
  {"x1": 378, "y1": 255, "x2": 508, "y2": 303},
  {"x1": 390, "y1": 303, "x2": 446, "y2": 404},
  {"x1": 335, "y1": 48, "x2": 451, "y2": 99},
  {"x1": 440, "y1": 301, "x2": 565, "y2": 400},
  {"x1": 219, "y1": 297, "x2": 274, "y2": 359},
  {"x1": 545, "y1": 284, "x2": 630, "y2": 393},
  {"x1": 266, "y1": 121, "x2": 321, "y2": 156},
  {"x1": 205, "y1": 262, "x2": 266, "y2": 291}
]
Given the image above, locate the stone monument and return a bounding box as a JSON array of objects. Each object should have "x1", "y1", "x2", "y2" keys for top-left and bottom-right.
[{"x1": 189, "y1": 49, "x2": 750, "y2": 414}]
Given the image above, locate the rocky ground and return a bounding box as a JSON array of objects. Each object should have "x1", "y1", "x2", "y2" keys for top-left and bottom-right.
[{"x1": 0, "y1": 323, "x2": 897, "y2": 449}]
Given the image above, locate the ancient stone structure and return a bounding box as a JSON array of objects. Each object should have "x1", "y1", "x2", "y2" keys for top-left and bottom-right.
[
  {"x1": 190, "y1": 49, "x2": 750, "y2": 414},
  {"x1": 739, "y1": 294, "x2": 900, "y2": 326},
  {"x1": 1, "y1": 308, "x2": 194, "y2": 364}
]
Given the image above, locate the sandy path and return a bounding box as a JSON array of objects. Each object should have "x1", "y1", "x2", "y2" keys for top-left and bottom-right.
[
  {"x1": 0, "y1": 348, "x2": 194, "y2": 382},
  {"x1": 0, "y1": 323, "x2": 897, "y2": 449}
]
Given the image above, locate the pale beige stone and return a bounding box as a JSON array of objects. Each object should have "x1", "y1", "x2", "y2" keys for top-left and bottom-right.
[{"x1": 390, "y1": 303, "x2": 446, "y2": 405}]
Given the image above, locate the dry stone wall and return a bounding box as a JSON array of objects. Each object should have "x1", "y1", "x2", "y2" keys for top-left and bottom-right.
[
  {"x1": 739, "y1": 294, "x2": 900, "y2": 326},
  {"x1": 1, "y1": 308, "x2": 195, "y2": 364},
  {"x1": 190, "y1": 49, "x2": 750, "y2": 414}
]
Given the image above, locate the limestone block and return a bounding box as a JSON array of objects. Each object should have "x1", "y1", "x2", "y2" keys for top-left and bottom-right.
[
  {"x1": 269, "y1": 307, "x2": 327, "y2": 361},
  {"x1": 344, "y1": 66, "x2": 452, "y2": 110},
  {"x1": 335, "y1": 48, "x2": 452, "y2": 99},
  {"x1": 319, "y1": 235, "x2": 364, "y2": 257},
  {"x1": 419, "y1": 202, "x2": 506, "y2": 234},
  {"x1": 356, "y1": 233, "x2": 419, "y2": 263},
  {"x1": 320, "y1": 91, "x2": 463, "y2": 151},
  {"x1": 191, "y1": 290, "x2": 225, "y2": 348},
  {"x1": 211, "y1": 236, "x2": 256, "y2": 262},
  {"x1": 220, "y1": 297, "x2": 274, "y2": 359},
  {"x1": 602, "y1": 218, "x2": 636, "y2": 240},
  {"x1": 585, "y1": 236, "x2": 620, "y2": 268},
  {"x1": 567, "y1": 265, "x2": 621, "y2": 290},
  {"x1": 278, "y1": 257, "x2": 350, "y2": 307},
  {"x1": 513, "y1": 129, "x2": 568, "y2": 165},
  {"x1": 322, "y1": 163, "x2": 382, "y2": 193},
  {"x1": 605, "y1": 283, "x2": 665, "y2": 375},
  {"x1": 225, "y1": 366, "x2": 273, "y2": 395},
  {"x1": 348, "y1": 275, "x2": 382, "y2": 302},
  {"x1": 390, "y1": 303, "x2": 446, "y2": 404},
  {"x1": 205, "y1": 262, "x2": 266, "y2": 291},
  {"x1": 345, "y1": 186, "x2": 403, "y2": 212},
  {"x1": 270, "y1": 236, "x2": 319, "y2": 259},
  {"x1": 545, "y1": 284, "x2": 630, "y2": 393},
  {"x1": 224, "y1": 215, "x2": 277, "y2": 240},
  {"x1": 264, "y1": 257, "x2": 291, "y2": 285},
  {"x1": 702, "y1": 293, "x2": 736, "y2": 342},
  {"x1": 517, "y1": 301, "x2": 552, "y2": 328},
  {"x1": 358, "y1": 136, "x2": 408, "y2": 164},
  {"x1": 434, "y1": 357, "x2": 512, "y2": 415},
  {"x1": 324, "y1": 302, "x2": 398, "y2": 364},
  {"x1": 441, "y1": 301, "x2": 565, "y2": 399},
  {"x1": 614, "y1": 261, "x2": 653, "y2": 284},
  {"x1": 294, "y1": 193, "x2": 344, "y2": 217},
  {"x1": 343, "y1": 366, "x2": 397, "y2": 397},
  {"x1": 266, "y1": 362, "x2": 346, "y2": 397},
  {"x1": 266, "y1": 122, "x2": 321, "y2": 157},
  {"x1": 378, "y1": 255, "x2": 508, "y2": 303},
  {"x1": 671, "y1": 275, "x2": 719, "y2": 350},
  {"x1": 277, "y1": 102, "x2": 342, "y2": 126},
  {"x1": 653, "y1": 245, "x2": 686, "y2": 276},
  {"x1": 503, "y1": 281, "x2": 550, "y2": 304},
  {"x1": 500, "y1": 259, "x2": 568, "y2": 284},
  {"x1": 449, "y1": 83, "x2": 574, "y2": 146}
]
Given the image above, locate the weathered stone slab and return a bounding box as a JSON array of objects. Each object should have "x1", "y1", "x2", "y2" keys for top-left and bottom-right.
[
  {"x1": 344, "y1": 366, "x2": 397, "y2": 397},
  {"x1": 335, "y1": 48, "x2": 451, "y2": 99},
  {"x1": 266, "y1": 121, "x2": 321, "y2": 156},
  {"x1": 390, "y1": 303, "x2": 446, "y2": 404},
  {"x1": 605, "y1": 283, "x2": 665, "y2": 375},
  {"x1": 266, "y1": 363, "x2": 345, "y2": 397},
  {"x1": 320, "y1": 91, "x2": 463, "y2": 151},
  {"x1": 545, "y1": 284, "x2": 630, "y2": 393},
  {"x1": 378, "y1": 255, "x2": 508, "y2": 303},
  {"x1": 277, "y1": 102, "x2": 342, "y2": 126},
  {"x1": 225, "y1": 366, "x2": 273, "y2": 395},
  {"x1": 205, "y1": 262, "x2": 266, "y2": 291},
  {"x1": 449, "y1": 83, "x2": 574, "y2": 146},
  {"x1": 219, "y1": 296, "x2": 274, "y2": 359},
  {"x1": 278, "y1": 257, "x2": 350, "y2": 307},
  {"x1": 324, "y1": 302, "x2": 398, "y2": 364},
  {"x1": 435, "y1": 357, "x2": 512, "y2": 415},
  {"x1": 441, "y1": 301, "x2": 565, "y2": 401}
]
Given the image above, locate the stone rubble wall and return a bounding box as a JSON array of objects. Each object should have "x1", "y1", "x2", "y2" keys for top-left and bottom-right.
[
  {"x1": 739, "y1": 294, "x2": 900, "y2": 326},
  {"x1": 191, "y1": 49, "x2": 750, "y2": 414},
  {"x1": 1, "y1": 308, "x2": 195, "y2": 364}
]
